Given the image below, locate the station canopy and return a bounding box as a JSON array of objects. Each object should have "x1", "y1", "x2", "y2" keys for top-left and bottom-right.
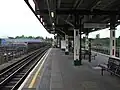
[{"x1": 25, "y1": 0, "x2": 120, "y2": 36}]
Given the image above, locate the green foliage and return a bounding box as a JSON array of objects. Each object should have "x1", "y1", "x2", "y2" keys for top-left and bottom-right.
[
  {"x1": 15, "y1": 35, "x2": 44, "y2": 39},
  {"x1": 8, "y1": 37, "x2": 14, "y2": 39},
  {"x1": 116, "y1": 38, "x2": 120, "y2": 47},
  {"x1": 45, "y1": 37, "x2": 53, "y2": 42},
  {"x1": 118, "y1": 36, "x2": 120, "y2": 39},
  {"x1": 96, "y1": 34, "x2": 100, "y2": 39},
  {"x1": 28, "y1": 36, "x2": 33, "y2": 38},
  {"x1": 91, "y1": 37, "x2": 120, "y2": 47},
  {"x1": 15, "y1": 35, "x2": 25, "y2": 38},
  {"x1": 14, "y1": 35, "x2": 53, "y2": 42},
  {"x1": 35, "y1": 36, "x2": 44, "y2": 39}
]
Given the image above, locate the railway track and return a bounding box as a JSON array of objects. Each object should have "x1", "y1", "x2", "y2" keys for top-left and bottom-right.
[{"x1": 0, "y1": 46, "x2": 50, "y2": 90}]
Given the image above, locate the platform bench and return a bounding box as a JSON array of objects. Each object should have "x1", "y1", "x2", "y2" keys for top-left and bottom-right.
[{"x1": 99, "y1": 57, "x2": 120, "y2": 77}]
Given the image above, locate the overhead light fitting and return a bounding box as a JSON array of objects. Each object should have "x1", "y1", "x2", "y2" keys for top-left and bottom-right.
[
  {"x1": 37, "y1": 15, "x2": 40, "y2": 18},
  {"x1": 52, "y1": 23, "x2": 55, "y2": 26},
  {"x1": 118, "y1": 20, "x2": 120, "y2": 22},
  {"x1": 41, "y1": 18, "x2": 43, "y2": 22},
  {"x1": 43, "y1": 22, "x2": 45, "y2": 25},
  {"x1": 51, "y1": 12, "x2": 54, "y2": 17},
  {"x1": 55, "y1": 33, "x2": 57, "y2": 36},
  {"x1": 108, "y1": 23, "x2": 110, "y2": 25}
]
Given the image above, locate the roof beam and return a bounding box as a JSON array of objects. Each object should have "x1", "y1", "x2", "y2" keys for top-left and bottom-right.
[
  {"x1": 66, "y1": 0, "x2": 84, "y2": 20},
  {"x1": 57, "y1": 0, "x2": 61, "y2": 8},
  {"x1": 58, "y1": 16, "x2": 74, "y2": 27},
  {"x1": 46, "y1": 24, "x2": 71, "y2": 28},
  {"x1": 24, "y1": 0, "x2": 45, "y2": 27},
  {"x1": 46, "y1": 0, "x2": 53, "y2": 27},
  {"x1": 38, "y1": 9, "x2": 120, "y2": 15},
  {"x1": 87, "y1": 0, "x2": 101, "y2": 10},
  {"x1": 56, "y1": 0, "x2": 61, "y2": 25}
]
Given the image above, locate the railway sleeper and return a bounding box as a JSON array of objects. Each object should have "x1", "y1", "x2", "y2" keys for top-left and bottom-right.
[
  {"x1": 14, "y1": 74, "x2": 24, "y2": 78},
  {"x1": 5, "y1": 82, "x2": 16, "y2": 86},
  {"x1": 12, "y1": 77, "x2": 20, "y2": 81},
  {"x1": 4, "y1": 85, "x2": 14, "y2": 88}
]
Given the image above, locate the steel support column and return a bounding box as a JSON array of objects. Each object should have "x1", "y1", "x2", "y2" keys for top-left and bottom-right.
[
  {"x1": 79, "y1": 25, "x2": 82, "y2": 63},
  {"x1": 85, "y1": 33, "x2": 89, "y2": 51},
  {"x1": 110, "y1": 29, "x2": 116, "y2": 56},
  {"x1": 65, "y1": 35, "x2": 69, "y2": 55},
  {"x1": 53, "y1": 35, "x2": 57, "y2": 47},
  {"x1": 88, "y1": 39, "x2": 91, "y2": 62},
  {"x1": 110, "y1": 16, "x2": 116, "y2": 57},
  {"x1": 74, "y1": 14, "x2": 82, "y2": 66},
  {"x1": 74, "y1": 29, "x2": 80, "y2": 65},
  {"x1": 71, "y1": 40, "x2": 74, "y2": 53},
  {"x1": 57, "y1": 36, "x2": 60, "y2": 48},
  {"x1": 84, "y1": 15, "x2": 89, "y2": 51},
  {"x1": 61, "y1": 36, "x2": 65, "y2": 51}
]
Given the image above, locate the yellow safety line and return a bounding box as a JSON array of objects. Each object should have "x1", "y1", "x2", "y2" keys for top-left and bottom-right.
[{"x1": 28, "y1": 48, "x2": 51, "y2": 88}]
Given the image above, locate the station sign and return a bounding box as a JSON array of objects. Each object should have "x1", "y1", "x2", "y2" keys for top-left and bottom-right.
[{"x1": 84, "y1": 23, "x2": 107, "y2": 28}]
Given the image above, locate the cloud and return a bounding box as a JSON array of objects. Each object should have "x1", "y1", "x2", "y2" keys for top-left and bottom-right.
[
  {"x1": 0, "y1": 0, "x2": 54, "y2": 38},
  {"x1": 0, "y1": 0, "x2": 119, "y2": 39}
]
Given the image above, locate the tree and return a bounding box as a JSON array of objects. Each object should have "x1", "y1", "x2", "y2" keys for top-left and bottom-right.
[
  {"x1": 35, "y1": 36, "x2": 44, "y2": 39},
  {"x1": 118, "y1": 36, "x2": 120, "y2": 39},
  {"x1": 28, "y1": 36, "x2": 33, "y2": 38},
  {"x1": 15, "y1": 35, "x2": 45, "y2": 39},
  {"x1": 15, "y1": 36, "x2": 20, "y2": 38},
  {"x1": 45, "y1": 37, "x2": 48, "y2": 40},
  {"x1": 15, "y1": 35, "x2": 25, "y2": 38},
  {"x1": 8, "y1": 37, "x2": 14, "y2": 39},
  {"x1": 96, "y1": 34, "x2": 100, "y2": 39},
  {"x1": 21, "y1": 35, "x2": 25, "y2": 38}
]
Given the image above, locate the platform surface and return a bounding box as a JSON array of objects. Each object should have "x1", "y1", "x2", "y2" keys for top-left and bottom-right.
[{"x1": 22, "y1": 48, "x2": 120, "y2": 90}]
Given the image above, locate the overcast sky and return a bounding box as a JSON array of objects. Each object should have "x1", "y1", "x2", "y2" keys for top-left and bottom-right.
[
  {"x1": 0, "y1": 0, "x2": 54, "y2": 38},
  {"x1": 0, "y1": 0, "x2": 120, "y2": 39},
  {"x1": 89, "y1": 25, "x2": 120, "y2": 38}
]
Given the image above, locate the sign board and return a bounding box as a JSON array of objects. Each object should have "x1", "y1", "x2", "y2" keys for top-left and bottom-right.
[{"x1": 84, "y1": 23, "x2": 107, "y2": 28}]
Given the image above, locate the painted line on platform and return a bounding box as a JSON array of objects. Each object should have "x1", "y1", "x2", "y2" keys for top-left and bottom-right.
[
  {"x1": 18, "y1": 48, "x2": 52, "y2": 90},
  {"x1": 28, "y1": 48, "x2": 51, "y2": 88}
]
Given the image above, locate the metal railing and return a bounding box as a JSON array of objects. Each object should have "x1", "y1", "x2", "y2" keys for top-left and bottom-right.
[{"x1": 91, "y1": 46, "x2": 120, "y2": 57}]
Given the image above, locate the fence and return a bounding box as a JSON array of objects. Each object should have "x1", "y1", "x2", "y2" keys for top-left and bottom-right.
[{"x1": 91, "y1": 46, "x2": 120, "y2": 57}]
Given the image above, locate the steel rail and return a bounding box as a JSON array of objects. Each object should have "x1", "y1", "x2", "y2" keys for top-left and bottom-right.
[{"x1": 0, "y1": 46, "x2": 50, "y2": 90}]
